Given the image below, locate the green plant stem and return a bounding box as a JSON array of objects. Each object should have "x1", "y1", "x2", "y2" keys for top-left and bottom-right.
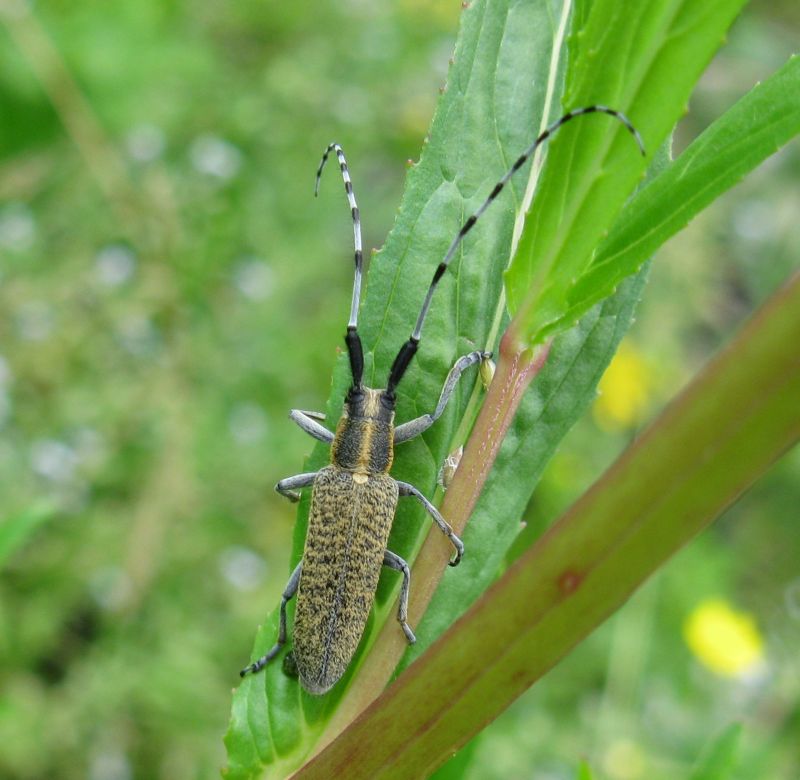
[
  {"x1": 310, "y1": 330, "x2": 551, "y2": 755},
  {"x1": 292, "y1": 269, "x2": 800, "y2": 779}
]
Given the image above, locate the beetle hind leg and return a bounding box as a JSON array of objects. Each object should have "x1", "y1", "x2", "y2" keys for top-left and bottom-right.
[
  {"x1": 240, "y1": 561, "x2": 303, "y2": 677},
  {"x1": 383, "y1": 550, "x2": 416, "y2": 645}
]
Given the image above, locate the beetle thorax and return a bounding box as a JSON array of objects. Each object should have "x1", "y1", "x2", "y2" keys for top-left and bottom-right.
[{"x1": 330, "y1": 387, "x2": 395, "y2": 475}]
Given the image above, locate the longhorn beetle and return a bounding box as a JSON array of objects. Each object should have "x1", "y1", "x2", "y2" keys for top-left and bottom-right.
[{"x1": 240, "y1": 106, "x2": 644, "y2": 695}]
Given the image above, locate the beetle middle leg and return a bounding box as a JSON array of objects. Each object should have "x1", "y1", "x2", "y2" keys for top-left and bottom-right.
[
  {"x1": 240, "y1": 561, "x2": 303, "y2": 677},
  {"x1": 383, "y1": 550, "x2": 416, "y2": 645},
  {"x1": 276, "y1": 472, "x2": 318, "y2": 503},
  {"x1": 396, "y1": 481, "x2": 464, "y2": 566},
  {"x1": 393, "y1": 350, "x2": 491, "y2": 443}
]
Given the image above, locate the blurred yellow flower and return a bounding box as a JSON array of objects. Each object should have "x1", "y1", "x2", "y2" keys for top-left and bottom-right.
[
  {"x1": 683, "y1": 598, "x2": 765, "y2": 677},
  {"x1": 593, "y1": 340, "x2": 651, "y2": 431}
]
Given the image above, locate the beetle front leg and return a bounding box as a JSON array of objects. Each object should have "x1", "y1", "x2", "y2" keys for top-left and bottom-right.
[
  {"x1": 383, "y1": 550, "x2": 416, "y2": 645},
  {"x1": 289, "y1": 409, "x2": 334, "y2": 444},
  {"x1": 396, "y1": 481, "x2": 464, "y2": 566},
  {"x1": 240, "y1": 561, "x2": 303, "y2": 677},
  {"x1": 394, "y1": 350, "x2": 491, "y2": 443},
  {"x1": 276, "y1": 472, "x2": 318, "y2": 503}
]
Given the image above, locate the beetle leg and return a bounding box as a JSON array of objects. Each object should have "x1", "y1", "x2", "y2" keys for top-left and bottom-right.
[
  {"x1": 289, "y1": 409, "x2": 334, "y2": 444},
  {"x1": 396, "y1": 481, "x2": 464, "y2": 566},
  {"x1": 298, "y1": 410, "x2": 326, "y2": 421},
  {"x1": 240, "y1": 561, "x2": 303, "y2": 677},
  {"x1": 276, "y1": 472, "x2": 318, "y2": 503},
  {"x1": 383, "y1": 550, "x2": 416, "y2": 645},
  {"x1": 394, "y1": 350, "x2": 491, "y2": 443}
]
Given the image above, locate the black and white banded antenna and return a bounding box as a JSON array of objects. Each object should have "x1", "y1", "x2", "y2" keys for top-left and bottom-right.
[
  {"x1": 316, "y1": 143, "x2": 365, "y2": 388},
  {"x1": 385, "y1": 105, "x2": 645, "y2": 395}
]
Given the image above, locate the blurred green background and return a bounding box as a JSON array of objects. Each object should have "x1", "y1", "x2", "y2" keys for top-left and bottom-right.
[{"x1": 0, "y1": 1, "x2": 797, "y2": 778}]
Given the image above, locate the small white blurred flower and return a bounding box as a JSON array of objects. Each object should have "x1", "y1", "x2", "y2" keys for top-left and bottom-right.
[
  {"x1": 16, "y1": 301, "x2": 55, "y2": 342},
  {"x1": 785, "y1": 577, "x2": 800, "y2": 621},
  {"x1": 0, "y1": 203, "x2": 36, "y2": 251},
  {"x1": 95, "y1": 244, "x2": 136, "y2": 287},
  {"x1": 125, "y1": 123, "x2": 166, "y2": 162},
  {"x1": 72, "y1": 427, "x2": 108, "y2": 469},
  {"x1": 89, "y1": 567, "x2": 134, "y2": 612},
  {"x1": 89, "y1": 748, "x2": 132, "y2": 780},
  {"x1": 190, "y1": 135, "x2": 242, "y2": 180},
  {"x1": 233, "y1": 257, "x2": 274, "y2": 301},
  {"x1": 733, "y1": 199, "x2": 774, "y2": 243},
  {"x1": 219, "y1": 546, "x2": 267, "y2": 592},
  {"x1": 117, "y1": 314, "x2": 160, "y2": 357},
  {"x1": 30, "y1": 439, "x2": 78, "y2": 483},
  {"x1": 228, "y1": 402, "x2": 268, "y2": 445}
]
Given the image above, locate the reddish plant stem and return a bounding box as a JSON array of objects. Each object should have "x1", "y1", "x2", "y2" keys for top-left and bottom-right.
[
  {"x1": 310, "y1": 328, "x2": 551, "y2": 755},
  {"x1": 443, "y1": 330, "x2": 550, "y2": 538}
]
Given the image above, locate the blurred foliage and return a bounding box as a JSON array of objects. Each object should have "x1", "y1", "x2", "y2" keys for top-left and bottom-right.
[{"x1": 0, "y1": 1, "x2": 797, "y2": 779}]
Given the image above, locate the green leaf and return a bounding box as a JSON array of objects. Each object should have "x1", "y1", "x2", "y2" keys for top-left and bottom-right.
[
  {"x1": 226, "y1": 0, "x2": 761, "y2": 773},
  {"x1": 226, "y1": 1, "x2": 578, "y2": 775},
  {"x1": 293, "y1": 259, "x2": 800, "y2": 780},
  {"x1": 336, "y1": 138, "x2": 670, "y2": 725},
  {"x1": 549, "y1": 55, "x2": 800, "y2": 336},
  {"x1": 689, "y1": 723, "x2": 743, "y2": 780},
  {"x1": 505, "y1": 0, "x2": 748, "y2": 345},
  {"x1": 398, "y1": 265, "x2": 648, "y2": 671}
]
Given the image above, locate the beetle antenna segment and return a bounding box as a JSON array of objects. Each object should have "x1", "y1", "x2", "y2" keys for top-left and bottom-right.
[
  {"x1": 316, "y1": 142, "x2": 365, "y2": 387},
  {"x1": 386, "y1": 105, "x2": 645, "y2": 394}
]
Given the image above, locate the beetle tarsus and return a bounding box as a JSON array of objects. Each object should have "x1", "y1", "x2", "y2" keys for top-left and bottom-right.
[{"x1": 399, "y1": 619, "x2": 417, "y2": 645}]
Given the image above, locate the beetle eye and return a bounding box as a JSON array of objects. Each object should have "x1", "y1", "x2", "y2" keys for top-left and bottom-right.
[{"x1": 346, "y1": 387, "x2": 366, "y2": 413}]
